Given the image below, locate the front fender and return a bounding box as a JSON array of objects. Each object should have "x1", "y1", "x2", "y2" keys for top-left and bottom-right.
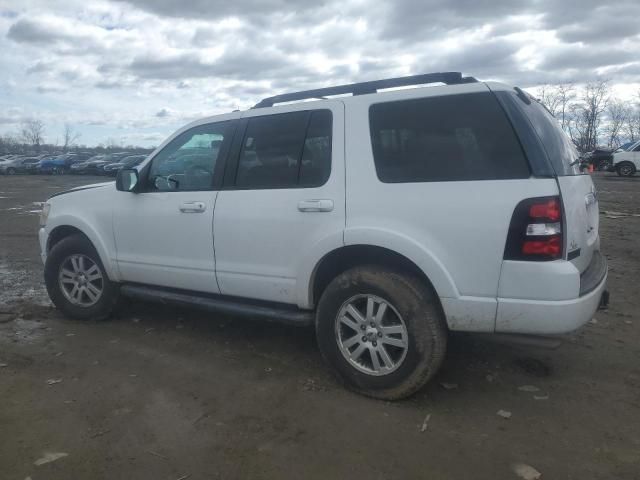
[{"x1": 44, "y1": 214, "x2": 119, "y2": 282}]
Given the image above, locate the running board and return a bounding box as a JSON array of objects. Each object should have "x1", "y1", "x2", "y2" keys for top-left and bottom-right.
[{"x1": 120, "y1": 284, "x2": 314, "y2": 327}]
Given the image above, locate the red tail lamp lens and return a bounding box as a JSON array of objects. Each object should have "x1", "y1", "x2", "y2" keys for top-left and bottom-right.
[
  {"x1": 529, "y1": 199, "x2": 561, "y2": 222},
  {"x1": 522, "y1": 236, "x2": 561, "y2": 258}
]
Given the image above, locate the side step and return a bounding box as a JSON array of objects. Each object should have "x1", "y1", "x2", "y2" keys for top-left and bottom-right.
[{"x1": 120, "y1": 284, "x2": 314, "y2": 327}]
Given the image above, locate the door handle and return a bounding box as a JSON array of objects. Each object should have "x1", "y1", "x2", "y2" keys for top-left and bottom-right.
[
  {"x1": 179, "y1": 201, "x2": 206, "y2": 213},
  {"x1": 298, "y1": 199, "x2": 334, "y2": 212}
]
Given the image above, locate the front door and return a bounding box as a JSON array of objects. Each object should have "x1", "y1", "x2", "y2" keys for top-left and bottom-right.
[
  {"x1": 113, "y1": 118, "x2": 236, "y2": 293},
  {"x1": 213, "y1": 102, "x2": 345, "y2": 305}
]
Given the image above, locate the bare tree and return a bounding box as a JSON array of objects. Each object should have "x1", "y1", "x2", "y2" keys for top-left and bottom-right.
[
  {"x1": 622, "y1": 89, "x2": 640, "y2": 142},
  {"x1": 605, "y1": 100, "x2": 628, "y2": 149},
  {"x1": 567, "y1": 80, "x2": 609, "y2": 153},
  {"x1": 20, "y1": 119, "x2": 45, "y2": 152},
  {"x1": 538, "y1": 83, "x2": 575, "y2": 130},
  {"x1": 0, "y1": 133, "x2": 21, "y2": 154},
  {"x1": 62, "y1": 123, "x2": 81, "y2": 152}
]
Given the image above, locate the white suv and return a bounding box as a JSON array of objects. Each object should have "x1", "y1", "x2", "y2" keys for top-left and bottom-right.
[
  {"x1": 39, "y1": 72, "x2": 608, "y2": 399},
  {"x1": 612, "y1": 140, "x2": 640, "y2": 176}
]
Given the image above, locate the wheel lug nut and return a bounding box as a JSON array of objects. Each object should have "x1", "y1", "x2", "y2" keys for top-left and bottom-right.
[
  {"x1": 377, "y1": 332, "x2": 382, "y2": 337},
  {"x1": 370, "y1": 322, "x2": 375, "y2": 327},
  {"x1": 361, "y1": 336, "x2": 367, "y2": 342},
  {"x1": 372, "y1": 341, "x2": 377, "y2": 347},
  {"x1": 360, "y1": 325, "x2": 366, "y2": 330}
]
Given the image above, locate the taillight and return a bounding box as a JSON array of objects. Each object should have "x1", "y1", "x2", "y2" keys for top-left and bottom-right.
[{"x1": 504, "y1": 196, "x2": 563, "y2": 261}]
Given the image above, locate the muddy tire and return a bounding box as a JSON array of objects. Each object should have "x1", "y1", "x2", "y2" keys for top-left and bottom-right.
[
  {"x1": 315, "y1": 265, "x2": 447, "y2": 400},
  {"x1": 616, "y1": 162, "x2": 636, "y2": 177},
  {"x1": 44, "y1": 234, "x2": 119, "y2": 321}
]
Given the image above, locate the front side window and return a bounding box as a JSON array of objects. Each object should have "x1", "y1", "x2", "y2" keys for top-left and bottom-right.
[
  {"x1": 235, "y1": 110, "x2": 332, "y2": 189},
  {"x1": 369, "y1": 92, "x2": 530, "y2": 183},
  {"x1": 148, "y1": 122, "x2": 230, "y2": 191}
]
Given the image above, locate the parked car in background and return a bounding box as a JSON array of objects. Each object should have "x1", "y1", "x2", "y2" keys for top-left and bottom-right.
[
  {"x1": 70, "y1": 155, "x2": 105, "y2": 174},
  {"x1": 585, "y1": 147, "x2": 614, "y2": 171},
  {"x1": 85, "y1": 154, "x2": 119, "y2": 175},
  {"x1": 39, "y1": 153, "x2": 93, "y2": 174},
  {"x1": 103, "y1": 154, "x2": 147, "y2": 176},
  {"x1": 0, "y1": 156, "x2": 26, "y2": 175},
  {"x1": 611, "y1": 140, "x2": 640, "y2": 176},
  {"x1": 22, "y1": 157, "x2": 43, "y2": 174}
]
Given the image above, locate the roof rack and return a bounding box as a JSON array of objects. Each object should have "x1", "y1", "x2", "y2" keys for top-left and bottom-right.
[{"x1": 252, "y1": 72, "x2": 477, "y2": 108}]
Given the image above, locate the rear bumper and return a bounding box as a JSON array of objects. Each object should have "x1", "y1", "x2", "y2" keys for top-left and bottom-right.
[{"x1": 495, "y1": 253, "x2": 607, "y2": 335}]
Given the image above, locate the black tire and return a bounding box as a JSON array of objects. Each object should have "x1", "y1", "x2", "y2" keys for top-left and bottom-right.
[
  {"x1": 315, "y1": 265, "x2": 447, "y2": 400},
  {"x1": 616, "y1": 162, "x2": 636, "y2": 177},
  {"x1": 44, "y1": 234, "x2": 119, "y2": 321},
  {"x1": 6, "y1": 167, "x2": 16, "y2": 175}
]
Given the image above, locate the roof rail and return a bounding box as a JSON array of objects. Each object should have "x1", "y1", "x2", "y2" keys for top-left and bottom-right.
[{"x1": 252, "y1": 72, "x2": 477, "y2": 108}]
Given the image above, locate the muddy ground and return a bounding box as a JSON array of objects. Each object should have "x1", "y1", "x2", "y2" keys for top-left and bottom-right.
[{"x1": 0, "y1": 173, "x2": 638, "y2": 480}]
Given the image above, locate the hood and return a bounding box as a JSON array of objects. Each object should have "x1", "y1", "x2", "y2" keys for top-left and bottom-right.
[{"x1": 49, "y1": 181, "x2": 113, "y2": 199}]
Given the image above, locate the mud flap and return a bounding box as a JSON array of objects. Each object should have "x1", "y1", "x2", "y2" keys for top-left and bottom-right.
[{"x1": 598, "y1": 290, "x2": 610, "y2": 310}]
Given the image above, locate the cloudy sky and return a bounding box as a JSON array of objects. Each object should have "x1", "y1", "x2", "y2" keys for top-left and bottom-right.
[{"x1": 1, "y1": 0, "x2": 639, "y2": 147}]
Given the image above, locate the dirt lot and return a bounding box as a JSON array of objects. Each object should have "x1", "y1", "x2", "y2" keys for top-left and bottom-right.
[{"x1": 1, "y1": 173, "x2": 639, "y2": 480}]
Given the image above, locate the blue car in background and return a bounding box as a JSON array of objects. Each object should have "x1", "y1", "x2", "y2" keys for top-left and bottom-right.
[{"x1": 39, "y1": 153, "x2": 92, "y2": 174}]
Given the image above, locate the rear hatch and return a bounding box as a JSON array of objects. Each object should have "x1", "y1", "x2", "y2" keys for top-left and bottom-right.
[{"x1": 496, "y1": 88, "x2": 598, "y2": 274}]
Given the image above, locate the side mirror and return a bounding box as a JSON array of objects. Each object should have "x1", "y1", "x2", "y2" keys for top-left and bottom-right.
[{"x1": 116, "y1": 168, "x2": 139, "y2": 192}]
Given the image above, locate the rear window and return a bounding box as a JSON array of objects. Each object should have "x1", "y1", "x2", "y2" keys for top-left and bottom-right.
[
  {"x1": 505, "y1": 91, "x2": 581, "y2": 176},
  {"x1": 369, "y1": 92, "x2": 530, "y2": 183}
]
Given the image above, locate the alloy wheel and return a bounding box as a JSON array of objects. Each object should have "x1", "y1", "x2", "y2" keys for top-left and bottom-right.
[
  {"x1": 58, "y1": 254, "x2": 104, "y2": 306},
  {"x1": 335, "y1": 294, "x2": 409, "y2": 376}
]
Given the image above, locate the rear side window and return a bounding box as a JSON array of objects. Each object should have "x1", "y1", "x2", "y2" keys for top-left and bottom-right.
[
  {"x1": 369, "y1": 92, "x2": 530, "y2": 183},
  {"x1": 235, "y1": 110, "x2": 332, "y2": 189}
]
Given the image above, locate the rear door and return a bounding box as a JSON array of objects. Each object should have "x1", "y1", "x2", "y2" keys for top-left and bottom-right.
[{"x1": 505, "y1": 92, "x2": 598, "y2": 272}]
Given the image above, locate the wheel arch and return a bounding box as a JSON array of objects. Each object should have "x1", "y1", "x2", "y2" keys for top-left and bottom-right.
[
  {"x1": 307, "y1": 243, "x2": 456, "y2": 310},
  {"x1": 616, "y1": 160, "x2": 636, "y2": 173},
  {"x1": 46, "y1": 219, "x2": 119, "y2": 281}
]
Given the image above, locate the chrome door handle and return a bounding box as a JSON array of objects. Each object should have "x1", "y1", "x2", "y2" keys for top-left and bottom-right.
[
  {"x1": 298, "y1": 199, "x2": 334, "y2": 212},
  {"x1": 179, "y1": 201, "x2": 206, "y2": 213}
]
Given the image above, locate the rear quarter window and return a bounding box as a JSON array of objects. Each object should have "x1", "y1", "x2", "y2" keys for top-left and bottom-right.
[
  {"x1": 369, "y1": 92, "x2": 530, "y2": 183},
  {"x1": 501, "y1": 91, "x2": 581, "y2": 176}
]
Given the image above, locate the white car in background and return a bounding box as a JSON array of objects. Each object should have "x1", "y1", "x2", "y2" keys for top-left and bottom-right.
[{"x1": 612, "y1": 140, "x2": 640, "y2": 176}]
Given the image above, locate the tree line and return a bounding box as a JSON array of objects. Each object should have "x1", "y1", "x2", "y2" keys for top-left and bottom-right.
[
  {"x1": 0, "y1": 120, "x2": 153, "y2": 155},
  {"x1": 537, "y1": 80, "x2": 640, "y2": 153}
]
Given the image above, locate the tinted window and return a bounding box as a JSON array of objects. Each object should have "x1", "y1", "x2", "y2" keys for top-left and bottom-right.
[
  {"x1": 634, "y1": 143, "x2": 640, "y2": 152},
  {"x1": 506, "y1": 92, "x2": 581, "y2": 176},
  {"x1": 300, "y1": 110, "x2": 332, "y2": 187},
  {"x1": 235, "y1": 110, "x2": 332, "y2": 189},
  {"x1": 148, "y1": 122, "x2": 229, "y2": 191},
  {"x1": 369, "y1": 92, "x2": 530, "y2": 183}
]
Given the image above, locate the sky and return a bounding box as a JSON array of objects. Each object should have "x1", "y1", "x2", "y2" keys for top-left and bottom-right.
[{"x1": 1, "y1": 0, "x2": 639, "y2": 147}]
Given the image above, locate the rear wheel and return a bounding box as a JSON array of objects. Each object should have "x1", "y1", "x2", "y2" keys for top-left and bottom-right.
[
  {"x1": 316, "y1": 265, "x2": 447, "y2": 400},
  {"x1": 617, "y1": 162, "x2": 636, "y2": 177},
  {"x1": 45, "y1": 234, "x2": 119, "y2": 320}
]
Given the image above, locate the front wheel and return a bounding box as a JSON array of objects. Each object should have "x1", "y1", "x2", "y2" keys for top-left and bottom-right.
[
  {"x1": 316, "y1": 265, "x2": 447, "y2": 400},
  {"x1": 44, "y1": 234, "x2": 119, "y2": 320}
]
